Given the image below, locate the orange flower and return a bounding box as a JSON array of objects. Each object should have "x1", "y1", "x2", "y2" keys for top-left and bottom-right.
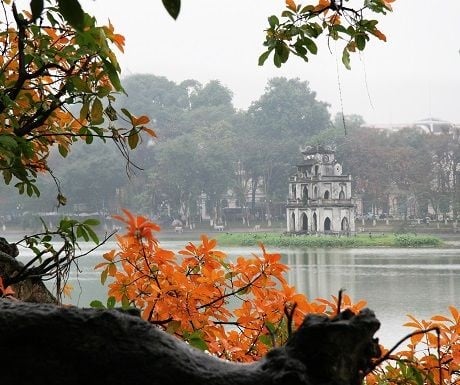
[{"x1": 113, "y1": 208, "x2": 160, "y2": 243}]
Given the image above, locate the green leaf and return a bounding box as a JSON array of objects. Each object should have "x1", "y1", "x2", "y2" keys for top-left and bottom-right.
[
  {"x1": 304, "y1": 37, "x2": 317, "y2": 54},
  {"x1": 85, "y1": 133, "x2": 94, "y2": 144},
  {"x1": 258, "y1": 50, "x2": 272, "y2": 66},
  {"x1": 26, "y1": 183, "x2": 33, "y2": 197},
  {"x1": 356, "y1": 34, "x2": 366, "y2": 51},
  {"x1": 0, "y1": 135, "x2": 18, "y2": 149},
  {"x1": 342, "y1": 48, "x2": 351, "y2": 70},
  {"x1": 121, "y1": 295, "x2": 130, "y2": 309},
  {"x1": 268, "y1": 15, "x2": 279, "y2": 28},
  {"x1": 76, "y1": 225, "x2": 88, "y2": 241},
  {"x1": 106, "y1": 296, "x2": 116, "y2": 309},
  {"x1": 188, "y1": 332, "x2": 208, "y2": 351},
  {"x1": 46, "y1": 10, "x2": 58, "y2": 26},
  {"x1": 2, "y1": 170, "x2": 12, "y2": 185},
  {"x1": 31, "y1": 184, "x2": 40, "y2": 197},
  {"x1": 101, "y1": 58, "x2": 123, "y2": 91},
  {"x1": 58, "y1": 144, "x2": 68, "y2": 157},
  {"x1": 120, "y1": 108, "x2": 133, "y2": 120},
  {"x1": 72, "y1": 76, "x2": 91, "y2": 93},
  {"x1": 84, "y1": 224, "x2": 99, "y2": 244},
  {"x1": 265, "y1": 321, "x2": 277, "y2": 334},
  {"x1": 90, "y1": 300, "x2": 105, "y2": 309},
  {"x1": 128, "y1": 131, "x2": 139, "y2": 150},
  {"x1": 42, "y1": 235, "x2": 52, "y2": 243},
  {"x1": 30, "y1": 0, "x2": 44, "y2": 21},
  {"x1": 273, "y1": 51, "x2": 282, "y2": 68},
  {"x1": 259, "y1": 334, "x2": 273, "y2": 347},
  {"x1": 83, "y1": 218, "x2": 100, "y2": 226},
  {"x1": 275, "y1": 41, "x2": 289, "y2": 64},
  {"x1": 57, "y1": 0, "x2": 84, "y2": 31},
  {"x1": 162, "y1": 0, "x2": 181, "y2": 20}
]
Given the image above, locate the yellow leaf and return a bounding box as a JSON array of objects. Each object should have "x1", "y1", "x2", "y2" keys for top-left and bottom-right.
[
  {"x1": 314, "y1": 0, "x2": 330, "y2": 12},
  {"x1": 450, "y1": 306, "x2": 460, "y2": 321},
  {"x1": 329, "y1": 13, "x2": 341, "y2": 25},
  {"x1": 91, "y1": 98, "x2": 104, "y2": 123},
  {"x1": 133, "y1": 115, "x2": 150, "y2": 126},
  {"x1": 372, "y1": 29, "x2": 387, "y2": 42},
  {"x1": 62, "y1": 283, "x2": 73, "y2": 298},
  {"x1": 410, "y1": 333, "x2": 424, "y2": 346},
  {"x1": 142, "y1": 127, "x2": 157, "y2": 137},
  {"x1": 285, "y1": 0, "x2": 297, "y2": 12}
]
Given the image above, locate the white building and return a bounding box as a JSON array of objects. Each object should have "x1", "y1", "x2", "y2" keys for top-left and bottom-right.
[{"x1": 286, "y1": 146, "x2": 356, "y2": 234}]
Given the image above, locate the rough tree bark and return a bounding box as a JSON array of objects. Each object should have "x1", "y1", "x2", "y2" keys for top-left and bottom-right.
[
  {"x1": 0, "y1": 237, "x2": 56, "y2": 303},
  {"x1": 0, "y1": 300, "x2": 380, "y2": 385}
]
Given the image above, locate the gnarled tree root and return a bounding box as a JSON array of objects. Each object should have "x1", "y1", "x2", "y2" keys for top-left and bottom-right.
[{"x1": 0, "y1": 300, "x2": 380, "y2": 385}]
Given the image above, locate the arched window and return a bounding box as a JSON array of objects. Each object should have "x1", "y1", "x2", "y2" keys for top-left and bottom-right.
[
  {"x1": 303, "y1": 185, "x2": 308, "y2": 200},
  {"x1": 290, "y1": 212, "x2": 296, "y2": 231},
  {"x1": 324, "y1": 217, "x2": 331, "y2": 231},
  {"x1": 315, "y1": 165, "x2": 319, "y2": 175},
  {"x1": 339, "y1": 190, "x2": 345, "y2": 200},
  {"x1": 291, "y1": 185, "x2": 297, "y2": 199},
  {"x1": 323, "y1": 190, "x2": 330, "y2": 199},
  {"x1": 312, "y1": 212, "x2": 317, "y2": 232},
  {"x1": 301, "y1": 213, "x2": 308, "y2": 231},
  {"x1": 341, "y1": 217, "x2": 349, "y2": 231},
  {"x1": 313, "y1": 186, "x2": 318, "y2": 199}
]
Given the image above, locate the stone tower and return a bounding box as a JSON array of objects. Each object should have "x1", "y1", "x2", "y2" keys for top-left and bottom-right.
[{"x1": 286, "y1": 145, "x2": 356, "y2": 234}]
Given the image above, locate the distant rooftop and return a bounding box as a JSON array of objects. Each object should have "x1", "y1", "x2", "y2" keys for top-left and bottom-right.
[{"x1": 363, "y1": 117, "x2": 460, "y2": 135}]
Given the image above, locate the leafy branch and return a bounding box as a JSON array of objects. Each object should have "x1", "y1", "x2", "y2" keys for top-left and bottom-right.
[
  {"x1": 5, "y1": 217, "x2": 113, "y2": 302},
  {"x1": 259, "y1": 0, "x2": 394, "y2": 68}
]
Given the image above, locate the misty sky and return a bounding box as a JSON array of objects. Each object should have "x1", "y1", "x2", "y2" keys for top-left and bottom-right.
[{"x1": 82, "y1": 1, "x2": 460, "y2": 125}]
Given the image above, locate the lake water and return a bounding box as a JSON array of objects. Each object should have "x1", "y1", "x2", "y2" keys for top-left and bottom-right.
[{"x1": 17, "y1": 239, "x2": 460, "y2": 348}]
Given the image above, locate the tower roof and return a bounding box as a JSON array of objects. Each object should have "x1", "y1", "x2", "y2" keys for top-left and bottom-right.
[{"x1": 301, "y1": 145, "x2": 335, "y2": 156}]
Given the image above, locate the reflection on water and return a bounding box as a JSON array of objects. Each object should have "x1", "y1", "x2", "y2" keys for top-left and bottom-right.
[
  {"x1": 17, "y1": 240, "x2": 460, "y2": 347},
  {"x1": 283, "y1": 247, "x2": 460, "y2": 346}
]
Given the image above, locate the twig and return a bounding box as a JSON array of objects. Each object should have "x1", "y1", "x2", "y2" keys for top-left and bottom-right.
[{"x1": 366, "y1": 326, "x2": 440, "y2": 374}]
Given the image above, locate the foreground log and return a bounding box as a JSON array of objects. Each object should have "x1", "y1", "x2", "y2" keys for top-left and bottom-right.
[{"x1": 0, "y1": 300, "x2": 380, "y2": 385}]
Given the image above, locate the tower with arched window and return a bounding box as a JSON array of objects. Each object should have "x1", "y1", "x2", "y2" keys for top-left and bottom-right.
[{"x1": 286, "y1": 145, "x2": 356, "y2": 234}]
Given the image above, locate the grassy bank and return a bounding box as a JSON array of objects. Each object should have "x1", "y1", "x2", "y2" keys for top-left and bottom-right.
[{"x1": 216, "y1": 232, "x2": 443, "y2": 248}]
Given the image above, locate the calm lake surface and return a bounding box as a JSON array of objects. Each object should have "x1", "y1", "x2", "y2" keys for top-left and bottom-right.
[{"x1": 17, "y1": 239, "x2": 460, "y2": 347}]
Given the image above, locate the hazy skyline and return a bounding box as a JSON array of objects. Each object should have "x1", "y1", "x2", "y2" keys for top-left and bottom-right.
[{"x1": 82, "y1": 1, "x2": 460, "y2": 125}]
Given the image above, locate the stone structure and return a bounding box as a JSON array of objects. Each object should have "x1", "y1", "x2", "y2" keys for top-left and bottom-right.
[{"x1": 287, "y1": 146, "x2": 356, "y2": 234}]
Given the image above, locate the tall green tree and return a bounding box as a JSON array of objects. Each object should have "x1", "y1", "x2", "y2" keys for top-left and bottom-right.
[
  {"x1": 116, "y1": 74, "x2": 190, "y2": 140},
  {"x1": 248, "y1": 77, "x2": 330, "y2": 138}
]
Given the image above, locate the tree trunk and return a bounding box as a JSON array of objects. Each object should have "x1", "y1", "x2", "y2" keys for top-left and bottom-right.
[
  {"x1": 0, "y1": 238, "x2": 56, "y2": 304},
  {"x1": 0, "y1": 300, "x2": 380, "y2": 385}
]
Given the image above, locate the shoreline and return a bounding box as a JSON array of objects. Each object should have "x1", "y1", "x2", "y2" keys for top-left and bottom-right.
[{"x1": 3, "y1": 226, "x2": 460, "y2": 248}]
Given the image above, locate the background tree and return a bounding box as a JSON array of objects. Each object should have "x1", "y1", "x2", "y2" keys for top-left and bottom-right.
[
  {"x1": 241, "y1": 77, "x2": 331, "y2": 222},
  {"x1": 115, "y1": 74, "x2": 190, "y2": 140}
]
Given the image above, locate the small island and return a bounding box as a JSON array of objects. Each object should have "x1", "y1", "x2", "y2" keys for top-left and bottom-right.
[{"x1": 216, "y1": 232, "x2": 442, "y2": 248}]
